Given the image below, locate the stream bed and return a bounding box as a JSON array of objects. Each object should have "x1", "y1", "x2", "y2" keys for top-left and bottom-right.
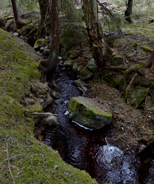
[{"x1": 35, "y1": 66, "x2": 154, "y2": 184}]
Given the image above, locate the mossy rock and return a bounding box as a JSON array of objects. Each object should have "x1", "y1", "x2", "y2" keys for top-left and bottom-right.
[
  {"x1": 135, "y1": 85, "x2": 148, "y2": 108},
  {"x1": 111, "y1": 55, "x2": 123, "y2": 66},
  {"x1": 17, "y1": 23, "x2": 35, "y2": 35},
  {"x1": 79, "y1": 67, "x2": 93, "y2": 80},
  {"x1": 34, "y1": 39, "x2": 45, "y2": 49},
  {"x1": 68, "y1": 96, "x2": 112, "y2": 129},
  {"x1": 64, "y1": 60, "x2": 73, "y2": 67},
  {"x1": 86, "y1": 58, "x2": 98, "y2": 72},
  {"x1": 70, "y1": 50, "x2": 80, "y2": 59}
]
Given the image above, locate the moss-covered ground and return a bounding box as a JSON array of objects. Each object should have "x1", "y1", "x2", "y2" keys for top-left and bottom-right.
[{"x1": 0, "y1": 28, "x2": 97, "y2": 184}]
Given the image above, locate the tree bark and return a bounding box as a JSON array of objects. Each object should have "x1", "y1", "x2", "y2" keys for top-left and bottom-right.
[
  {"x1": 38, "y1": 0, "x2": 51, "y2": 36},
  {"x1": 46, "y1": 0, "x2": 59, "y2": 78},
  {"x1": 82, "y1": 0, "x2": 108, "y2": 66},
  {"x1": 39, "y1": 0, "x2": 51, "y2": 26},
  {"x1": 125, "y1": 0, "x2": 133, "y2": 23},
  {"x1": 11, "y1": 0, "x2": 22, "y2": 29}
]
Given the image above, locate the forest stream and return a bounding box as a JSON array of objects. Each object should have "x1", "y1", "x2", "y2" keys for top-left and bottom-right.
[{"x1": 35, "y1": 64, "x2": 154, "y2": 184}]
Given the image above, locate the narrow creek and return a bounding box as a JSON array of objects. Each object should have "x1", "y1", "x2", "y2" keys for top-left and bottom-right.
[{"x1": 35, "y1": 64, "x2": 154, "y2": 184}]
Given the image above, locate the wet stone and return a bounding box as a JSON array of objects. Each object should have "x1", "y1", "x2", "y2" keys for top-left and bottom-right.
[
  {"x1": 55, "y1": 99, "x2": 64, "y2": 104},
  {"x1": 45, "y1": 115, "x2": 58, "y2": 126}
]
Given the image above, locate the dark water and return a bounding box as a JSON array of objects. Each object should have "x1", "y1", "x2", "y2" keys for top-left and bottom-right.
[{"x1": 36, "y1": 66, "x2": 154, "y2": 184}]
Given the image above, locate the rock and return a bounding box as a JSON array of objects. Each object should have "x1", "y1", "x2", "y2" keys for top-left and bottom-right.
[
  {"x1": 50, "y1": 90, "x2": 60, "y2": 99},
  {"x1": 17, "y1": 23, "x2": 35, "y2": 35},
  {"x1": 135, "y1": 86, "x2": 148, "y2": 108},
  {"x1": 111, "y1": 55, "x2": 123, "y2": 66},
  {"x1": 34, "y1": 39, "x2": 45, "y2": 50},
  {"x1": 40, "y1": 47, "x2": 45, "y2": 52},
  {"x1": 72, "y1": 62, "x2": 78, "y2": 72},
  {"x1": 79, "y1": 67, "x2": 93, "y2": 80},
  {"x1": 43, "y1": 93, "x2": 53, "y2": 109},
  {"x1": 77, "y1": 65, "x2": 84, "y2": 72},
  {"x1": 70, "y1": 50, "x2": 80, "y2": 59},
  {"x1": 13, "y1": 32, "x2": 19, "y2": 37},
  {"x1": 68, "y1": 96, "x2": 112, "y2": 129},
  {"x1": 55, "y1": 99, "x2": 64, "y2": 104},
  {"x1": 86, "y1": 59, "x2": 98, "y2": 72},
  {"x1": 58, "y1": 60, "x2": 64, "y2": 67},
  {"x1": 19, "y1": 35, "x2": 28, "y2": 42},
  {"x1": 45, "y1": 115, "x2": 58, "y2": 126},
  {"x1": 64, "y1": 60, "x2": 73, "y2": 67},
  {"x1": 74, "y1": 79, "x2": 87, "y2": 92},
  {"x1": 43, "y1": 48, "x2": 50, "y2": 56}
]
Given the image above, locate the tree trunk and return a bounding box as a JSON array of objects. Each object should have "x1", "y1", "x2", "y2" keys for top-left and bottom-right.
[
  {"x1": 125, "y1": 0, "x2": 133, "y2": 23},
  {"x1": 39, "y1": 0, "x2": 51, "y2": 26},
  {"x1": 11, "y1": 0, "x2": 22, "y2": 29},
  {"x1": 38, "y1": 0, "x2": 51, "y2": 36},
  {"x1": 46, "y1": 0, "x2": 59, "y2": 79},
  {"x1": 82, "y1": 0, "x2": 108, "y2": 66},
  {"x1": 145, "y1": 50, "x2": 154, "y2": 68}
]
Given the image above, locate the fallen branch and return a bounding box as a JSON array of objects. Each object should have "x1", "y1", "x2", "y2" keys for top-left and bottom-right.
[
  {"x1": 31, "y1": 112, "x2": 57, "y2": 116},
  {"x1": 126, "y1": 73, "x2": 138, "y2": 95},
  {"x1": 6, "y1": 143, "x2": 16, "y2": 184}
]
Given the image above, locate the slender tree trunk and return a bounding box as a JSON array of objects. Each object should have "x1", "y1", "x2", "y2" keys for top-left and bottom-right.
[
  {"x1": 39, "y1": 0, "x2": 51, "y2": 26},
  {"x1": 38, "y1": 0, "x2": 51, "y2": 36},
  {"x1": 125, "y1": 0, "x2": 133, "y2": 23},
  {"x1": 11, "y1": 0, "x2": 21, "y2": 29},
  {"x1": 46, "y1": 0, "x2": 59, "y2": 78},
  {"x1": 83, "y1": 0, "x2": 108, "y2": 66}
]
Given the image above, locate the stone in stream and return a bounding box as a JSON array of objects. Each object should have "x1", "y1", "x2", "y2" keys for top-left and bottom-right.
[
  {"x1": 68, "y1": 96, "x2": 112, "y2": 130},
  {"x1": 45, "y1": 115, "x2": 58, "y2": 126},
  {"x1": 55, "y1": 99, "x2": 64, "y2": 104},
  {"x1": 43, "y1": 93, "x2": 53, "y2": 109},
  {"x1": 50, "y1": 90, "x2": 60, "y2": 99}
]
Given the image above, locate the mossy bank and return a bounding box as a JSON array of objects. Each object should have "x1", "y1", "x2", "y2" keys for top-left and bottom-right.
[{"x1": 0, "y1": 28, "x2": 97, "y2": 184}]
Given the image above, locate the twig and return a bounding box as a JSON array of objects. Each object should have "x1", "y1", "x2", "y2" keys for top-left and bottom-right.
[
  {"x1": 126, "y1": 73, "x2": 138, "y2": 95},
  {"x1": 6, "y1": 143, "x2": 16, "y2": 184},
  {"x1": 31, "y1": 112, "x2": 57, "y2": 116}
]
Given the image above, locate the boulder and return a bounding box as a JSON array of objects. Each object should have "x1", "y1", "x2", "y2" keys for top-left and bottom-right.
[
  {"x1": 111, "y1": 55, "x2": 123, "y2": 66},
  {"x1": 70, "y1": 50, "x2": 80, "y2": 59},
  {"x1": 68, "y1": 96, "x2": 112, "y2": 129},
  {"x1": 79, "y1": 67, "x2": 93, "y2": 80},
  {"x1": 86, "y1": 59, "x2": 98, "y2": 72}
]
